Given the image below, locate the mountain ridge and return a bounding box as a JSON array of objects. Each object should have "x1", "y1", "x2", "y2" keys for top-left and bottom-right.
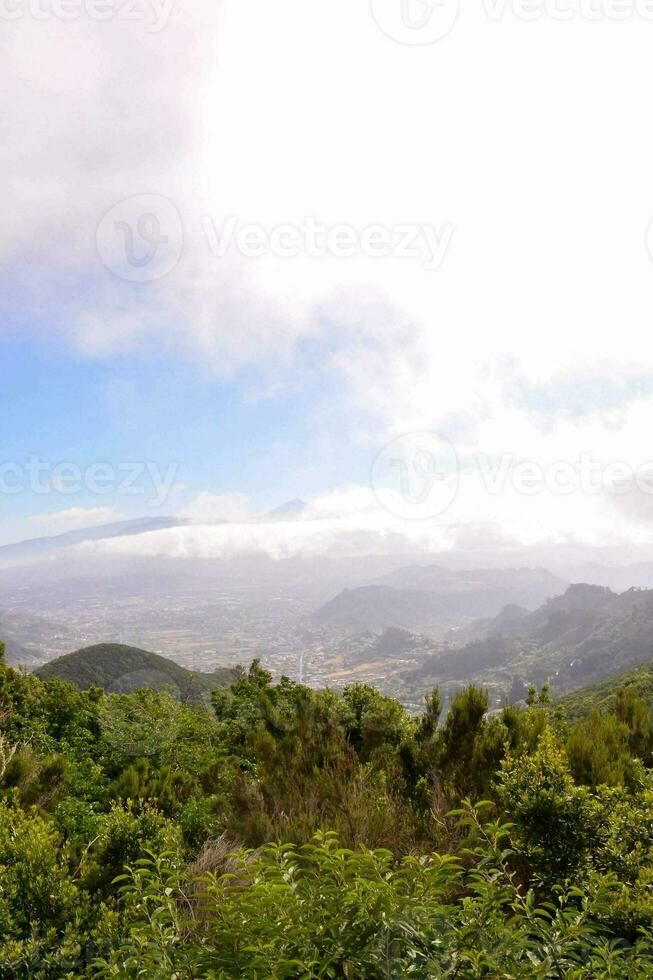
[
  {"x1": 406, "y1": 583, "x2": 653, "y2": 698},
  {"x1": 0, "y1": 517, "x2": 191, "y2": 567},
  {"x1": 313, "y1": 567, "x2": 566, "y2": 637}
]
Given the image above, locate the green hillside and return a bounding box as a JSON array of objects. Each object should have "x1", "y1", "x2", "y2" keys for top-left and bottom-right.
[
  {"x1": 559, "y1": 658, "x2": 653, "y2": 721},
  {"x1": 35, "y1": 643, "x2": 234, "y2": 703}
]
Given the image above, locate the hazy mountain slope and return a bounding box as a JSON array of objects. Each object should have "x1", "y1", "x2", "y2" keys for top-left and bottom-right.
[
  {"x1": 2, "y1": 636, "x2": 40, "y2": 666},
  {"x1": 313, "y1": 566, "x2": 566, "y2": 638},
  {"x1": 450, "y1": 603, "x2": 530, "y2": 643},
  {"x1": 450, "y1": 584, "x2": 617, "y2": 646},
  {"x1": 405, "y1": 584, "x2": 653, "y2": 697},
  {"x1": 312, "y1": 586, "x2": 453, "y2": 635},
  {"x1": 35, "y1": 643, "x2": 234, "y2": 702},
  {"x1": 0, "y1": 611, "x2": 50, "y2": 665},
  {"x1": 374, "y1": 565, "x2": 566, "y2": 611},
  {"x1": 0, "y1": 517, "x2": 191, "y2": 567}
]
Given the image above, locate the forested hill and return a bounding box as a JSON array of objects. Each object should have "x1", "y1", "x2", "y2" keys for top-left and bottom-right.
[
  {"x1": 35, "y1": 643, "x2": 234, "y2": 703},
  {"x1": 559, "y1": 659, "x2": 653, "y2": 720}
]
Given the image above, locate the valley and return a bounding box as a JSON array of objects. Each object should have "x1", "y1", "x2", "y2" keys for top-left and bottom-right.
[{"x1": 3, "y1": 519, "x2": 652, "y2": 716}]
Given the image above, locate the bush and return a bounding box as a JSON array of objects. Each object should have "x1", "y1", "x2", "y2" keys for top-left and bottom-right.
[{"x1": 97, "y1": 818, "x2": 653, "y2": 978}]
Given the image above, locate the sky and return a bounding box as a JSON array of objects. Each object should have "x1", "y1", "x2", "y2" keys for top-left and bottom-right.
[{"x1": 3, "y1": 0, "x2": 653, "y2": 557}]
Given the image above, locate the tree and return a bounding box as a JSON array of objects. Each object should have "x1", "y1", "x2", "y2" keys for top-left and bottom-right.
[{"x1": 499, "y1": 727, "x2": 602, "y2": 883}]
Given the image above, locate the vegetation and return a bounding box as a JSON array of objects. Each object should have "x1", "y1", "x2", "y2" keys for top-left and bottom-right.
[
  {"x1": 405, "y1": 583, "x2": 653, "y2": 706},
  {"x1": 35, "y1": 643, "x2": 234, "y2": 704},
  {"x1": 5, "y1": 643, "x2": 653, "y2": 975},
  {"x1": 560, "y1": 659, "x2": 653, "y2": 720}
]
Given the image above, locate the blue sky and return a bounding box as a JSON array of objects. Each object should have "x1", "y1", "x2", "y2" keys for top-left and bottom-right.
[{"x1": 0, "y1": 328, "x2": 376, "y2": 543}]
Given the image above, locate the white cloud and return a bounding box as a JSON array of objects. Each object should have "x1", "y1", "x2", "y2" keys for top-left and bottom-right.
[
  {"x1": 79, "y1": 458, "x2": 653, "y2": 563},
  {"x1": 179, "y1": 492, "x2": 251, "y2": 524},
  {"x1": 6, "y1": 2, "x2": 653, "y2": 552},
  {"x1": 5, "y1": 5, "x2": 653, "y2": 376}
]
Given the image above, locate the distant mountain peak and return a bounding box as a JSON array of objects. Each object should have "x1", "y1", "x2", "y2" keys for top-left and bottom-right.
[
  {"x1": 565, "y1": 583, "x2": 615, "y2": 598},
  {"x1": 546, "y1": 583, "x2": 617, "y2": 612}
]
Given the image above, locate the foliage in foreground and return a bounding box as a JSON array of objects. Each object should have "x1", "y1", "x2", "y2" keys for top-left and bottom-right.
[
  {"x1": 96, "y1": 816, "x2": 653, "y2": 979},
  {"x1": 4, "y1": 646, "x2": 653, "y2": 975}
]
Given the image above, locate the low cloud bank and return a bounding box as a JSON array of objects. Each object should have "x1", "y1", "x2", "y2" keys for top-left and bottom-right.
[{"x1": 79, "y1": 475, "x2": 653, "y2": 563}]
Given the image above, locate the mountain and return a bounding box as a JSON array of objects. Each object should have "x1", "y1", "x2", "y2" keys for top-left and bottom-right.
[
  {"x1": 0, "y1": 610, "x2": 51, "y2": 665},
  {"x1": 312, "y1": 586, "x2": 453, "y2": 635},
  {"x1": 35, "y1": 643, "x2": 234, "y2": 703},
  {"x1": 0, "y1": 517, "x2": 190, "y2": 567},
  {"x1": 450, "y1": 603, "x2": 530, "y2": 643},
  {"x1": 405, "y1": 584, "x2": 653, "y2": 699},
  {"x1": 559, "y1": 659, "x2": 653, "y2": 721},
  {"x1": 553, "y1": 562, "x2": 653, "y2": 593},
  {"x1": 371, "y1": 626, "x2": 429, "y2": 659},
  {"x1": 374, "y1": 565, "x2": 566, "y2": 616},
  {"x1": 312, "y1": 566, "x2": 566, "y2": 638}
]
